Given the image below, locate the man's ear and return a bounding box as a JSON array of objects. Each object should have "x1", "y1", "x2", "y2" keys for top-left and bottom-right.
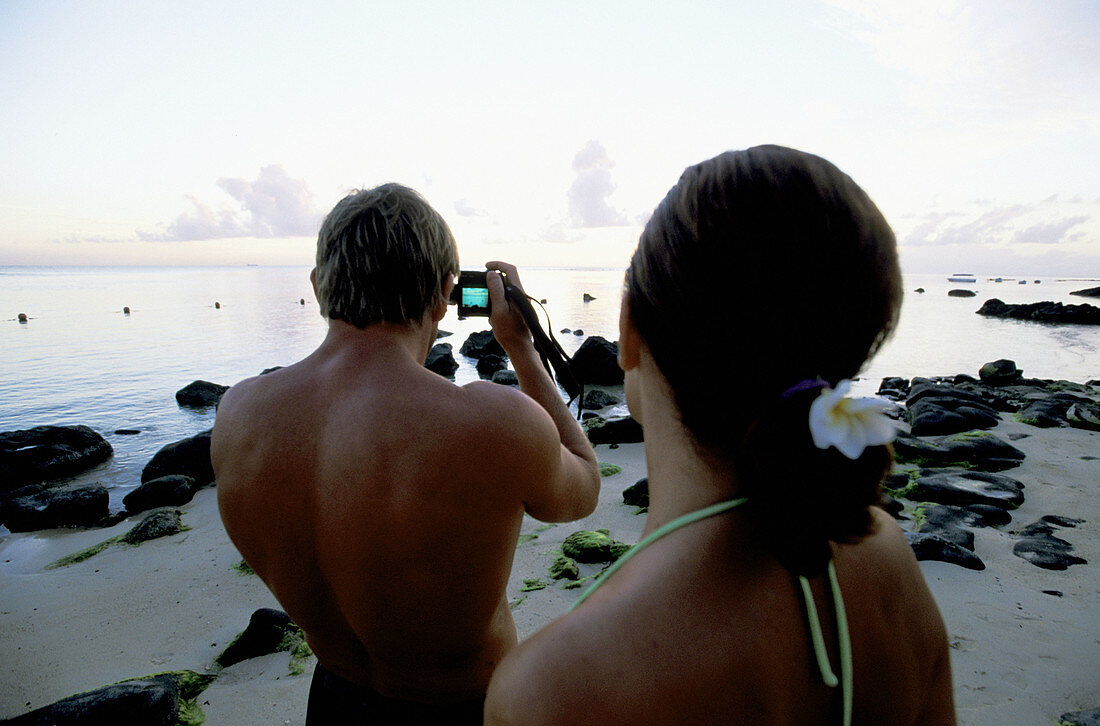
[
  {"x1": 310, "y1": 268, "x2": 318, "y2": 299},
  {"x1": 433, "y1": 274, "x2": 456, "y2": 323},
  {"x1": 618, "y1": 296, "x2": 641, "y2": 372}
]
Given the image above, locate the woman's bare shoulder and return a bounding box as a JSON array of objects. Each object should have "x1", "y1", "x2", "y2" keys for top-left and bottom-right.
[
  {"x1": 841, "y1": 509, "x2": 952, "y2": 670},
  {"x1": 486, "y1": 612, "x2": 607, "y2": 725}
]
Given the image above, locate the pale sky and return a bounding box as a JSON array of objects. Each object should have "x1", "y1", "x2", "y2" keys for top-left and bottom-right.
[{"x1": 1, "y1": 0, "x2": 1097, "y2": 275}]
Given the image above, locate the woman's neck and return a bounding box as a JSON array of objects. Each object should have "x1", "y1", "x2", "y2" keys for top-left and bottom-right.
[{"x1": 636, "y1": 368, "x2": 745, "y2": 537}]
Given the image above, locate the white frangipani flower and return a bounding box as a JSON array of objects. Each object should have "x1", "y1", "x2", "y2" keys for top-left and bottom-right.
[{"x1": 808, "y1": 380, "x2": 898, "y2": 459}]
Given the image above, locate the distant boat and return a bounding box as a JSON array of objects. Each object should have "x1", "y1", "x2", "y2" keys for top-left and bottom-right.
[
  {"x1": 1018, "y1": 279, "x2": 1027, "y2": 284},
  {"x1": 948, "y1": 273, "x2": 976, "y2": 283}
]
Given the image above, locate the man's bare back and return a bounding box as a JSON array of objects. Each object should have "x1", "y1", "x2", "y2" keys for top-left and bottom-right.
[{"x1": 213, "y1": 260, "x2": 599, "y2": 707}]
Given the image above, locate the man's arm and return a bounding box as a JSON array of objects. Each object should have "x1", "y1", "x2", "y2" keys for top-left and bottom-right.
[{"x1": 485, "y1": 261, "x2": 600, "y2": 521}]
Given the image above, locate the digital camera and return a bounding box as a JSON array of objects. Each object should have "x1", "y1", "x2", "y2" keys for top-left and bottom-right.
[
  {"x1": 446, "y1": 269, "x2": 583, "y2": 403},
  {"x1": 449, "y1": 270, "x2": 494, "y2": 317}
]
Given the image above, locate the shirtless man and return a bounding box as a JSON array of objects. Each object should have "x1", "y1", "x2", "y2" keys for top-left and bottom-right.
[{"x1": 212, "y1": 183, "x2": 600, "y2": 723}]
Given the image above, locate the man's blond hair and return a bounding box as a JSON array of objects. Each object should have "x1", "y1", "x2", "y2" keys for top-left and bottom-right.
[{"x1": 314, "y1": 183, "x2": 459, "y2": 327}]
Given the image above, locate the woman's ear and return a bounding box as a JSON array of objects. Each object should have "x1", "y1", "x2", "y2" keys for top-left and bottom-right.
[
  {"x1": 618, "y1": 296, "x2": 641, "y2": 372},
  {"x1": 309, "y1": 268, "x2": 318, "y2": 299}
]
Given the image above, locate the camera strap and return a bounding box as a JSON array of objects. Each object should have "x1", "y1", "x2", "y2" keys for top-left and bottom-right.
[{"x1": 504, "y1": 285, "x2": 584, "y2": 412}]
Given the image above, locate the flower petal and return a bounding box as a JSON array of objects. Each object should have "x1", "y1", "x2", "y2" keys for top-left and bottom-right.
[{"x1": 805, "y1": 381, "x2": 897, "y2": 458}]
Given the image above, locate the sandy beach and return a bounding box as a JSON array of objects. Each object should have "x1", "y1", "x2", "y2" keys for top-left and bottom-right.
[{"x1": 1, "y1": 409, "x2": 1098, "y2": 724}]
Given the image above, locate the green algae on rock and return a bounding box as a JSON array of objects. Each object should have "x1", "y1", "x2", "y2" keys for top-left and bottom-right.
[
  {"x1": 216, "y1": 608, "x2": 312, "y2": 676},
  {"x1": 562, "y1": 530, "x2": 631, "y2": 563},
  {"x1": 6, "y1": 669, "x2": 216, "y2": 726},
  {"x1": 598, "y1": 462, "x2": 622, "y2": 477},
  {"x1": 549, "y1": 555, "x2": 580, "y2": 580},
  {"x1": 520, "y1": 578, "x2": 548, "y2": 592}
]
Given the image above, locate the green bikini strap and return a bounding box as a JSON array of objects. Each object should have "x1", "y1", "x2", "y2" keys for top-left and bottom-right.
[
  {"x1": 798, "y1": 560, "x2": 852, "y2": 726},
  {"x1": 568, "y1": 497, "x2": 749, "y2": 612},
  {"x1": 567, "y1": 497, "x2": 852, "y2": 726}
]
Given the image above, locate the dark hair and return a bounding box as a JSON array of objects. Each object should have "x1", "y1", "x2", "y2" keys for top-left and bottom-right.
[
  {"x1": 314, "y1": 183, "x2": 459, "y2": 328},
  {"x1": 625, "y1": 145, "x2": 902, "y2": 573}
]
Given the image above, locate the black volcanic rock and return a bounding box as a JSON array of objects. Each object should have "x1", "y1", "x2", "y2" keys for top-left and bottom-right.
[
  {"x1": 570, "y1": 336, "x2": 623, "y2": 385},
  {"x1": 623, "y1": 478, "x2": 649, "y2": 508},
  {"x1": 977, "y1": 298, "x2": 1100, "y2": 325},
  {"x1": 1016, "y1": 392, "x2": 1100, "y2": 430},
  {"x1": 905, "y1": 532, "x2": 985, "y2": 570},
  {"x1": 1013, "y1": 520, "x2": 1087, "y2": 570},
  {"x1": 121, "y1": 509, "x2": 185, "y2": 544},
  {"x1": 978, "y1": 359, "x2": 1022, "y2": 386},
  {"x1": 909, "y1": 469, "x2": 1025, "y2": 509},
  {"x1": 123, "y1": 475, "x2": 199, "y2": 514},
  {"x1": 2, "y1": 670, "x2": 214, "y2": 726},
  {"x1": 3, "y1": 484, "x2": 110, "y2": 532},
  {"x1": 0, "y1": 425, "x2": 113, "y2": 492},
  {"x1": 893, "y1": 430, "x2": 1025, "y2": 471},
  {"x1": 582, "y1": 389, "x2": 619, "y2": 410},
  {"x1": 141, "y1": 430, "x2": 214, "y2": 486},
  {"x1": 425, "y1": 343, "x2": 458, "y2": 378},
  {"x1": 877, "y1": 377, "x2": 910, "y2": 400},
  {"x1": 175, "y1": 380, "x2": 228, "y2": 408},
  {"x1": 476, "y1": 354, "x2": 508, "y2": 379},
  {"x1": 906, "y1": 390, "x2": 1000, "y2": 436},
  {"x1": 459, "y1": 330, "x2": 505, "y2": 358},
  {"x1": 216, "y1": 608, "x2": 303, "y2": 669},
  {"x1": 1059, "y1": 707, "x2": 1100, "y2": 726},
  {"x1": 1069, "y1": 285, "x2": 1100, "y2": 298},
  {"x1": 583, "y1": 415, "x2": 643, "y2": 444},
  {"x1": 948, "y1": 289, "x2": 976, "y2": 297}
]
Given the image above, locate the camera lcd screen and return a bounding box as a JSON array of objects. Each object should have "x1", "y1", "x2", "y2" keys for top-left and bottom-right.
[{"x1": 461, "y1": 286, "x2": 490, "y2": 313}]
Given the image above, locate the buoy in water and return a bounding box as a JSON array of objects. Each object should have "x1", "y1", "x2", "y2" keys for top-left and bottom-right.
[
  {"x1": 17, "y1": 313, "x2": 28, "y2": 323},
  {"x1": 215, "y1": 301, "x2": 221, "y2": 309},
  {"x1": 300, "y1": 298, "x2": 305, "y2": 305},
  {"x1": 123, "y1": 306, "x2": 131, "y2": 315}
]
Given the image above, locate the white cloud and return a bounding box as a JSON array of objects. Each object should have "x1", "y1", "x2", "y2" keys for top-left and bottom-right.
[
  {"x1": 901, "y1": 197, "x2": 1096, "y2": 250},
  {"x1": 539, "y1": 223, "x2": 583, "y2": 245},
  {"x1": 453, "y1": 198, "x2": 482, "y2": 217},
  {"x1": 1012, "y1": 217, "x2": 1090, "y2": 246},
  {"x1": 568, "y1": 140, "x2": 629, "y2": 228},
  {"x1": 138, "y1": 166, "x2": 322, "y2": 241}
]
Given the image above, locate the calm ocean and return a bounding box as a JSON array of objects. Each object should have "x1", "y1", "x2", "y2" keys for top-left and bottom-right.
[{"x1": 2, "y1": 265, "x2": 1098, "y2": 510}]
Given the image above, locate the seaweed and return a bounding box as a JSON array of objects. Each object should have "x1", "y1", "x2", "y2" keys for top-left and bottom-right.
[
  {"x1": 231, "y1": 559, "x2": 255, "y2": 576},
  {"x1": 45, "y1": 535, "x2": 123, "y2": 569},
  {"x1": 599, "y1": 463, "x2": 623, "y2": 477}
]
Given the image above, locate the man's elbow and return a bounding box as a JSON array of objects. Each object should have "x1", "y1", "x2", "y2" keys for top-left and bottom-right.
[{"x1": 572, "y1": 464, "x2": 602, "y2": 519}]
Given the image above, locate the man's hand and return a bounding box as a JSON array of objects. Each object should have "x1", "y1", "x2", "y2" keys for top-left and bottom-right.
[{"x1": 486, "y1": 261, "x2": 533, "y2": 354}]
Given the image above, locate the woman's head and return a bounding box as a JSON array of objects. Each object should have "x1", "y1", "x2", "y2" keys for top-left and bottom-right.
[
  {"x1": 625, "y1": 144, "x2": 901, "y2": 453},
  {"x1": 624, "y1": 145, "x2": 902, "y2": 572}
]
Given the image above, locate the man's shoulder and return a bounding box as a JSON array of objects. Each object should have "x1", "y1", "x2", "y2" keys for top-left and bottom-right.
[
  {"x1": 456, "y1": 379, "x2": 536, "y2": 414},
  {"x1": 216, "y1": 373, "x2": 270, "y2": 420},
  {"x1": 454, "y1": 380, "x2": 557, "y2": 434}
]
